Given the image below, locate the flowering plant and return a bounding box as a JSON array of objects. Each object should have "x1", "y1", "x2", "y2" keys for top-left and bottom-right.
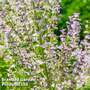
[{"x1": 0, "y1": 0, "x2": 89, "y2": 90}]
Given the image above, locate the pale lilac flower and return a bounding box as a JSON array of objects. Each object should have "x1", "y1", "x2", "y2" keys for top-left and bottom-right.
[
  {"x1": 60, "y1": 29, "x2": 66, "y2": 35},
  {"x1": 60, "y1": 37, "x2": 65, "y2": 42},
  {"x1": 3, "y1": 27, "x2": 11, "y2": 48},
  {"x1": 60, "y1": 35, "x2": 65, "y2": 42},
  {"x1": 12, "y1": 42, "x2": 17, "y2": 46},
  {"x1": 45, "y1": 41, "x2": 50, "y2": 45},
  {"x1": 57, "y1": 46, "x2": 62, "y2": 49},
  {"x1": 16, "y1": 1, "x2": 20, "y2": 12}
]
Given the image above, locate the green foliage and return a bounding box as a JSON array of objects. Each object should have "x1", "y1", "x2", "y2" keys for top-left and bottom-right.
[{"x1": 0, "y1": 57, "x2": 8, "y2": 77}]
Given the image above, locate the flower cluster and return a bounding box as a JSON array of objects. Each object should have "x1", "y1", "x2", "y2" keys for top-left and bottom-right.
[
  {"x1": 56, "y1": 13, "x2": 89, "y2": 89},
  {"x1": 67, "y1": 13, "x2": 80, "y2": 48}
]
